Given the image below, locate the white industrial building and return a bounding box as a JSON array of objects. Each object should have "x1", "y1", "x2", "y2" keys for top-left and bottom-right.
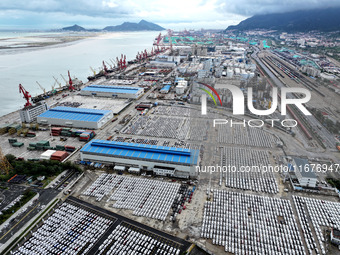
[
  {"x1": 292, "y1": 157, "x2": 318, "y2": 188},
  {"x1": 80, "y1": 140, "x2": 200, "y2": 178},
  {"x1": 19, "y1": 101, "x2": 48, "y2": 123},
  {"x1": 37, "y1": 106, "x2": 113, "y2": 129},
  {"x1": 175, "y1": 85, "x2": 185, "y2": 94}
]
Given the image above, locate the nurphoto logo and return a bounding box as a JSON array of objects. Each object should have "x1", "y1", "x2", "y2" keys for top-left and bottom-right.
[{"x1": 200, "y1": 83, "x2": 311, "y2": 116}]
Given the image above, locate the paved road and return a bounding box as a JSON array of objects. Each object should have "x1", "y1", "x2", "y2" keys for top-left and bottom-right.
[{"x1": 0, "y1": 188, "x2": 59, "y2": 245}]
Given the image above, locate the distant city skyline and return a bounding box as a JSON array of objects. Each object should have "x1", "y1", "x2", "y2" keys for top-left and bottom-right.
[{"x1": 1, "y1": 0, "x2": 340, "y2": 30}]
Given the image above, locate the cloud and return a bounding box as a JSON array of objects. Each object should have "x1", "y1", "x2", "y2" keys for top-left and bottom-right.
[
  {"x1": 2, "y1": 0, "x2": 338, "y2": 29},
  {"x1": 0, "y1": 0, "x2": 247, "y2": 29},
  {"x1": 216, "y1": 0, "x2": 340, "y2": 16},
  {"x1": 0, "y1": 0, "x2": 131, "y2": 17}
]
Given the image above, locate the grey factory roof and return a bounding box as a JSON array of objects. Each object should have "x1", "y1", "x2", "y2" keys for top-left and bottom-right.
[{"x1": 293, "y1": 157, "x2": 317, "y2": 179}]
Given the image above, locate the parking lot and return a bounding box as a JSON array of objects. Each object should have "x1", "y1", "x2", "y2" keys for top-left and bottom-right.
[
  {"x1": 201, "y1": 190, "x2": 305, "y2": 255},
  {"x1": 222, "y1": 147, "x2": 278, "y2": 194},
  {"x1": 11, "y1": 196, "x2": 191, "y2": 255},
  {"x1": 81, "y1": 174, "x2": 195, "y2": 222},
  {"x1": 217, "y1": 124, "x2": 280, "y2": 148}
]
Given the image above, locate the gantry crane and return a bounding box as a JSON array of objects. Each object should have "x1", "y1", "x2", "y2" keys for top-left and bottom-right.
[{"x1": 19, "y1": 84, "x2": 32, "y2": 108}]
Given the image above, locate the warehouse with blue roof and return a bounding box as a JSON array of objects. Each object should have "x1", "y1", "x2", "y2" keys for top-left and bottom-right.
[
  {"x1": 80, "y1": 140, "x2": 200, "y2": 178},
  {"x1": 160, "y1": 85, "x2": 171, "y2": 94},
  {"x1": 37, "y1": 106, "x2": 113, "y2": 129},
  {"x1": 80, "y1": 85, "x2": 144, "y2": 99}
]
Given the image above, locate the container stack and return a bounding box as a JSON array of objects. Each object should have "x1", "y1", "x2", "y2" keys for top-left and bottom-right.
[
  {"x1": 40, "y1": 150, "x2": 57, "y2": 160},
  {"x1": 79, "y1": 131, "x2": 95, "y2": 141},
  {"x1": 51, "y1": 151, "x2": 69, "y2": 162},
  {"x1": 60, "y1": 128, "x2": 72, "y2": 137},
  {"x1": 36, "y1": 140, "x2": 51, "y2": 150},
  {"x1": 51, "y1": 127, "x2": 62, "y2": 136}
]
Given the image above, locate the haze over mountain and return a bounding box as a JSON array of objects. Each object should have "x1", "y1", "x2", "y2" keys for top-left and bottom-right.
[
  {"x1": 62, "y1": 20, "x2": 164, "y2": 32},
  {"x1": 226, "y1": 7, "x2": 340, "y2": 32}
]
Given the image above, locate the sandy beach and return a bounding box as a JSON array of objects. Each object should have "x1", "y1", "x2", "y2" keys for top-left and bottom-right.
[{"x1": 0, "y1": 32, "x2": 99, "y2": 51}]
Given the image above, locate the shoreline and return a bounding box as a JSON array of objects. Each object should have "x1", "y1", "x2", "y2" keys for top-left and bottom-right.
[{"x1": 0, "y1": 32, "x2": 100, "y2": 55}]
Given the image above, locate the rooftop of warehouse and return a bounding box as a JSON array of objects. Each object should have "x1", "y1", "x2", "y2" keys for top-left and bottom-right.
[
  {"x1": 160, "y1": 85, "x2": 171, "y2": 91},
  {"x1": 80, "y1": 140, "x2": 199, "y2": 165},
  {"x1": 293, "y1": 157, "x2": 317, "y2": 179},
  {"x1": 38, "y1": 106, "x2": 111, "y2": 122},
  {"x1": 81, "y1": 85, "x2": 143, "y2": 94}
]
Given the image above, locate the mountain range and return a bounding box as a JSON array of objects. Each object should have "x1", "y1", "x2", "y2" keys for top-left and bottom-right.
[
  {"x1": 226, "y1": 7, "x2": 340, "y2": 32},
  {"x1": 62, "y1": 20, "x2": 165, "y2": 32}
]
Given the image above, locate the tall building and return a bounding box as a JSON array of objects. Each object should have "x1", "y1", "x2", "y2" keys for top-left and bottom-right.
[{"x1": 19, "y1": 101, "x2": 48, "y2": 123}]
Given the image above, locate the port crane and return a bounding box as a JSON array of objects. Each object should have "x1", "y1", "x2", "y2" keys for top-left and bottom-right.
[
  {"x1": 105, "y1": 61, "x2": 113, "y2": 69},
  {"x1": 19, "y1": 84, "x2": 32, "y2": 108},
  {"x1": 51, "y1": 80, "x2": 57, "y2": 94},
  {"x1": 102, "y1": 61, "x2": 109, "y2": 74},
  {"x1": 60, "y1": 73, "x2": 68, "y2": 86},
  {"x1": 89, "y1": 66, "x2": 97, "y2": 76},
  {"x1": 122, "y1": 55, "x2": 127, "y2": 69},
  {"x1": 156, "y1": 33, "x2": 162, "y2": 45},
  {"x1": 120, "y1": 54, "x2": 123, "y2": 69},
  {"x1": 36, "y1": 81, "x2": 46, "y2": 96},
  {"x1": 68, "y1": 70, "x2": 75, "y2": 91},
  {"x1": 109, "y1": 59, "x2": 116, "y2": 68},
  {"x1": 53, "y1": 76, "x2": 63, "y2": 90}
]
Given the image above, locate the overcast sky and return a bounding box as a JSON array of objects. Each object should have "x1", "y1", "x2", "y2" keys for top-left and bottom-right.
[{"x1": 1, "y1": 0, "x2": 340, "y2": 30}]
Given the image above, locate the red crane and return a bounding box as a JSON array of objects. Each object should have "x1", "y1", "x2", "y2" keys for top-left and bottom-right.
[
  {"x1": 122, "y1": 55, "x2": 126, "y2": 69},
  {"x1": 116, "y1": 57, "x2": 120, "y2": 69},
  {"x1": 119, "y1": 55, "x2": 123, "y2": 70},
  {"x1": 102, "y1": 61, "x2": 108, "y2": 73},
  {"x1": 68, "y1": 70, "x2": 75, "y2": 91},
  {"x1": 19, "y1": 84, "x2": 32, "y2": 108},
  {"x1": 156, "y1": 33, "x2": 162, "y2": 45}
]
